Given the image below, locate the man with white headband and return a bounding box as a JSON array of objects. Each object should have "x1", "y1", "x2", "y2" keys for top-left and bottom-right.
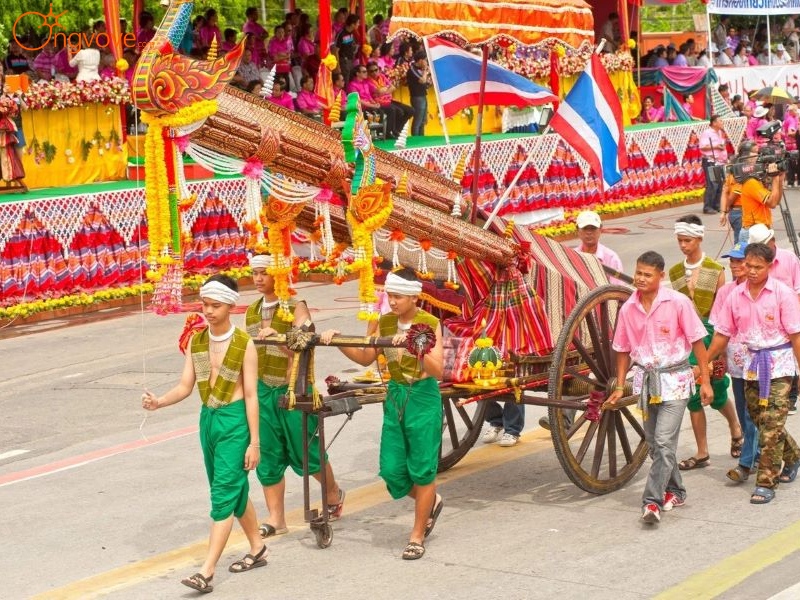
[
  {"x1": 668, "y1": 215, "x2": 742, "y2": 474},
  {"x1": 141, "y1": 274, "x2": 266, "y2": 594},
  {"x1": 320, "y1": 267, "x2": 445, "y2": 561},
  {"x1": 244, "y1": 254, "x2": 345, "y2": 539}
]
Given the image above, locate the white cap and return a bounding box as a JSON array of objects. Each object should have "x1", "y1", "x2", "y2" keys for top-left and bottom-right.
[
  {"x1": 748, "y1": 223, "x2": 775, "y2": 244},
  {"x1": 710, "y1": 42, "x2": 719, "y2": 53},
  {"x1": 576, "y1": 210, "x2": 602, "y2": 229},
  {"x1": 778, "y1": 43, "x2": 785, "y2": 51},
  {"x1": 754, "y1": 106, "x2": 768, "y2": 118}
]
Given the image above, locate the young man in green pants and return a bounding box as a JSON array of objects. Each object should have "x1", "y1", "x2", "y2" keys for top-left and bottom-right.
[
  {"x1": 321, "y1": 268, "x2": 445, "y2": 560},
  {"x1": 245, "y1": 255, "x2": 344, "y2": 538},
  {"x1": 142, "y1": 274, "x2": 266, "y2": 594}
]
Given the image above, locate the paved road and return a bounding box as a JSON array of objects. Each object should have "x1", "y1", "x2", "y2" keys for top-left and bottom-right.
[{"x1": 4, "y1": 198, "x2": 800, "y2": 599}]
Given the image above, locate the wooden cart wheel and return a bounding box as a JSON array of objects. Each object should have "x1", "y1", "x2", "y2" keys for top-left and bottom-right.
[
  {"x1": 438, "y1": 392, "x2": 489, "y2": 472},
  {"x1": 547, "y1": 285, "x2": 647, "y2": 494}
]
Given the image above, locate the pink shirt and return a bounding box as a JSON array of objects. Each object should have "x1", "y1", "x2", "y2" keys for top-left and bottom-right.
[
  {"x1": 574, "y1": 243, "x2": 624, "y2": 285},
  {"x1": 783, "y1": 113, "x2": 798, "y2": 151},
  {"x1": 770, "y1": 247, "x2": 800, "y2": 293},
  {"x1": 714, "y1": 276, "x2": 800, "y2": 379},
  {"x1": 613, "y1": 287, "x2": 707, "y2": 401},
  {"x1": 709, "y1": 280, "x2": 747, "y2": 377},
  {"x1": 698, "y1": 127, "x2": 729, "y2": 162},
  {"x1": 268, "y1": 37, "x2": 293, "y2": 73},
  {"x1": 243, "y1": 20, "x2": 268, "y2": 66},
  {"x1": 347, "y1": 79, "x2": 378, "y2": 105},
  {"x1": 269, "y1": 92, "x2": 295, "y2": 111},
  {"x1": 198, "y1": 25, "x2": 222, "y2": 49},
  {"x1": 296, "y1": 89, "x2": 321, "y2": 113}
]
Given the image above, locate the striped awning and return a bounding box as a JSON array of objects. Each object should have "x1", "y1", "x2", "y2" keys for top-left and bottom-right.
[{"x1": 388, "y1": 0, "x2": 595, "y2": 49}]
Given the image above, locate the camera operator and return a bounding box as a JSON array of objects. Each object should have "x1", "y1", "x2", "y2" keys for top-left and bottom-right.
[
  {"x1": 699, "y1": 115, "x2": 729, "y2": 214},
  {"x1": 737, "y1": 140, "x2": 785, "y2": 243}
]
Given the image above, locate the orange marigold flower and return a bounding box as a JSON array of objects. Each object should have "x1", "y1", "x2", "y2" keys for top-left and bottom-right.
[{"x1": 419, "y1": 239, "x2": 432, "y2": 251}]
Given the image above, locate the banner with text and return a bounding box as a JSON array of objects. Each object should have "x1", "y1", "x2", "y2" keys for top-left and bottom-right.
[
  {"x1": 715, "y1": 65, "x2": 800, "y2": 100},
  {"x1": 708, "y1": 0, "x2": 800, "y2": 15}
]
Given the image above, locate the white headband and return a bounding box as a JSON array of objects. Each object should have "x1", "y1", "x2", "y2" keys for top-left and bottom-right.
[
  {"x1": 199, "y1": 280, "x2": 240, "y2": 305},
  {"x1": 674, "y1": 222, "x2": 705, "y2": 238},
  {"x1": 384, "y1": 272, "x2": 423, "y2": 296},
  {"x1": 249, "y1": 254, "x2": 272, "y2": 269}
]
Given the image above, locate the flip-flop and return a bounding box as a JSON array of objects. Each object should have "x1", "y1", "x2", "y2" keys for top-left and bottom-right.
[
  {"x1": 731, "y1": 436, "x2": 744, "y2": 458},
  {"x1": 328, "y1": 488, "x2": 346, "y2": 521},
  {"x1": 402, "y1": 541, "x2": 425, "y2": 560},
  {"x1": 780, "y1": 461, "x2": 800, "y2": 484},
  {"x1": 679, "y1": 455, "x2": 710, "y2": 471},
  {"x1": 259, "y1": 523, "x2": 289, "y2": 538},
  {"x1": 181, "y1": 573, "x2": 213, "y2": 593},
  {"x1": 424, "y1": 495, "x2": 443, "y2": 538},
  {"x1": 228, "y1": 545, "x2": 268, "y2": 573},
  {"x1": 750, "y1": 486, "x2": 775, "y2": 504},
  {"x1": 726, "y1": 465, "x2": 750, "y2": 483}
]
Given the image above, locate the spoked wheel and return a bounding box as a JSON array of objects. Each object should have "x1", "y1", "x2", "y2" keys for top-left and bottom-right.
[
  {"x1": 547, "y1": 285, "x2": 647, "y2": 494},
  {"x1": 438, "y1": 392, "x2": 489, "y2": 472}
]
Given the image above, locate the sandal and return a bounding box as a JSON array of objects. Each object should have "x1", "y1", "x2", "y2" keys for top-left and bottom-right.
[
  {"x1": 424, "y1": 495, "x2": 443, "y2": 538},
  {"x1": 228, "y1": 545, "x2": 268, "y2": 573},
  {"x1": 780, "y1": 461, "x2": 800, "y2": 484},
  {"x1": 678, "y1": 455, "x2": 710, "y2": 471},
  {"x1": 328, "y1": 488, "x2": 346, "y2": 522},
  {"x1": 259, "y1": 523, "x2": 289, "y2": 538},
  {"x1": 750, "y1": 486, "x2": 775, "y2": 504},
  {"x1": 726, "y1": 465, "x2": 750, "y2": 483},
  {"x1": 731, "y1": 436, "x2": 744, "y2": 458},
  {"x1": 402, "y1": 541, "x2": 425, "y2": 560},
  {"x1": 181, "y1": 573, "x2": 213, "y2": 594}
]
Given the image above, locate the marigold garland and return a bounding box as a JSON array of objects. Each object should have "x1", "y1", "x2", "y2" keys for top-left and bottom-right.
[
  {"x1": 346, "y1": 183, "x2": 393, "y2": 320},
  {"x1": 140, "y1": 100, "x2": 218, "y2": 281}
]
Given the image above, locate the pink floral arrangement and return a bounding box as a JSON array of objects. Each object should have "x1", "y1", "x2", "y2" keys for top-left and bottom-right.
[
  {"x1": 11, "y1": 77, "x2": 131, "y2": 111},
  {"x1": 0, "y1": 95, "x2": 20, "y2": 118}
]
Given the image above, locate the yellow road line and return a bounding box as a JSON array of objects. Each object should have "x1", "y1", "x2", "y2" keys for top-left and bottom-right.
[
  {"x1": 654, "y1": 520, "x2": 800, "y2": 600},
  {"x1": 34, "y1": 428, "x2": 554, "y2": 599}
]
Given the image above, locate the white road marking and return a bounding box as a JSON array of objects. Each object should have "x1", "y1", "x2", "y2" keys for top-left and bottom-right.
[
  {"x1": 768, "y1": 581, "x2": 800, "y2": 599},
  {"x1": 0, "y1": 449, "x2": 30, "y2": 461}
]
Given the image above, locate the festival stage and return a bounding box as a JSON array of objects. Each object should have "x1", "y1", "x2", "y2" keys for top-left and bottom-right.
[{"x1": 0, "y1": 116, "x2": 745, "y2": 310}]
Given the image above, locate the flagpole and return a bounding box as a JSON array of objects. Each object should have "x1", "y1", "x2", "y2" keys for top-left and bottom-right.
[
  {"x1": 470, "y1": 44, "x2": 489, "y2": 225},
  {"x1": 482, "y1": 150, "x2": 534, "y2": 230},
  {"x1": 424, "y1": 37, "x2": 457, "y2": 175}
]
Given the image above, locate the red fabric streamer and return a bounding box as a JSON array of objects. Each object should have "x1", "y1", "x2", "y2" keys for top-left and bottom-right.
[
  {"x1": 549, "y1": 50, "x2": 560, "y2": 111},
  {"x1": 179, "y1": 313, "x2": 207, "y2": 354}
]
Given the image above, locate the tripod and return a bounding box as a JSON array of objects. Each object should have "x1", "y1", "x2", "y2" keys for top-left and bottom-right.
[{"x1": 778, "y1": 189, "x2": 800, "y2": 257}]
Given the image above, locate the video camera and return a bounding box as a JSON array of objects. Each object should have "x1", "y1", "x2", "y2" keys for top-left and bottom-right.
[{"x1": 726, "y1": 121, "x2": 792, "y2": 184}]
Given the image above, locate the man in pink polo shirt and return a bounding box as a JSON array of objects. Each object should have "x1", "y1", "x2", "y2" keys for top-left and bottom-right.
[
  {"x1": 698, "y1": 114, "x2": 729, "y2": 214},
  {"x1": 746, "y1": 224, "x2": 800, "y2": 293},
  {"x1": 709, "y1": 243, "x2": 800, "y2": 504},
  {"x1": 608, "y1": 251, "x2": 712, "y2": 525},
  {"x1": 574, "y1": 210, "x2": 624, "y2": 281}
]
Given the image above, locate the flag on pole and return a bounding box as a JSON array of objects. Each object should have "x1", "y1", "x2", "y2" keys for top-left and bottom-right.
[
  {"x1": 548, "y1": 54, "x2": 628, "y2": 191},
  {"x1": 424, "y1": 37, "x2": 557, "y2": 119}
]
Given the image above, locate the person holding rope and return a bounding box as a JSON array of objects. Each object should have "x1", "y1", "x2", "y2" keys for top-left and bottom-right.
[
  {"x1": 608, "y1": 251, "x2": 712, "y2": 524},
  {"x1": 320, "y1": 268, "x2": 445, "y2": 560},
  {"x1": 668, "y1": 215, "x2": 742, "y2": 472},
  {"x1": 141, "y1": 274, "x2": 266, "y2": 594},
  {"x1": 708, "y1": 243, "x2": 800, "y2": 504},
  {"x1": 245, "y1": 254, "x2": 345, "y2": 539}
]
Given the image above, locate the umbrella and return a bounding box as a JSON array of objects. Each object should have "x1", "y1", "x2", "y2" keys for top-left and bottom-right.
[{"x1": 751, "y1": 87, "x2": 795, "y2": 105}]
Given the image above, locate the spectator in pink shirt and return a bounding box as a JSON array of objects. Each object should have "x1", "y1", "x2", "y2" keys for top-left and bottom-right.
[
  {"x1": 347, "y1": 65, "x2": 382, "y2": 111},
  {"x1": 221, "y1": 29, "x2": 238, "y2": 54},
  {"x1": 709, "y1": 243, "x2": 800, "y2": 504},
  {"x1": 136, "y1": 11, "x2": 156, "y2": 52},
  {"x1": 608, "y1": 251, "x2": 712, "y2": 524},
  {"x1": 296, "y1": 75, "x2": 323, "y2": 119},
  {"x1": 268, "y1": 80, "x2": 295, "y2": 111},
  {"x1": 784, "y1": 104, "x2": 799, "y2": 187},
  {"x1": 267, "y1": 25, "x2": 294, "y2": 89},
  {"x1": 243, "y1": 7, "x2": 268, "y2": 67},
  {"x1": 198, "y1": 9, "x2": 222, "y2": 56}
]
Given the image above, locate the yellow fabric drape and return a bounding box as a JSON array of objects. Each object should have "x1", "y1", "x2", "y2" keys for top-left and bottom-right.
[{"x1": 18, "y1": 105, "x2": 127, "y2": 189}]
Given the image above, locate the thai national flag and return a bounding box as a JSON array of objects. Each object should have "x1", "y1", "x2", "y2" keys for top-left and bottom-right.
[
  {"x1": 424, "y1": 37, "x2": 557, "y2": 119},
  {"x1": 548, "y1": 54, "x2": 628, "y2": 191}
]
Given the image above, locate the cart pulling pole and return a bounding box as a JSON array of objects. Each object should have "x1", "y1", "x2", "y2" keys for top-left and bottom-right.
[{"x1": 253, "y1": 333, "x2": 412, "y2": 349}]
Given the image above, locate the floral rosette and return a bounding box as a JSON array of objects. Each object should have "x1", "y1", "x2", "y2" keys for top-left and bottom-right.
[{"x1": 262, "y1": 196, "x2": 305, "y2": 321}]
